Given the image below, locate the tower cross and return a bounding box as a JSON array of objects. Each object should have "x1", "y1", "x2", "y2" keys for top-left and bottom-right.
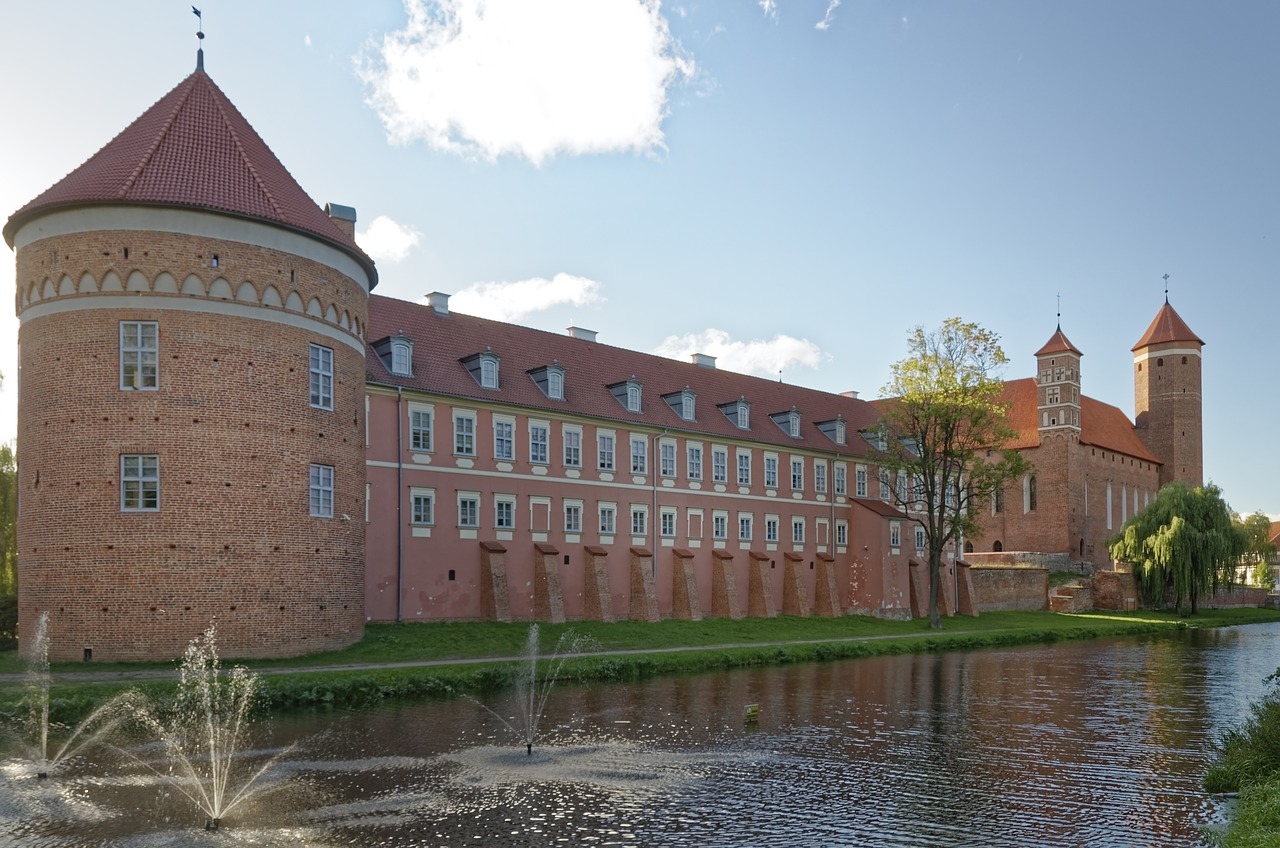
[{"x1": 1162, "y1": 273, "x2": 1170, "y2": 303}]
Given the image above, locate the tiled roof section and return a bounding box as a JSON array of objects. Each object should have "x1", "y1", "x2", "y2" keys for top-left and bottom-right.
[
  {"x1": 998, "y1": 378, "x2": 1161, "y2": 463},
  {"x1": 1132, "y1": 301, "x2": 1203, "y2": 350},
  {"x1": 4, "y1": 70, "x2": 376, "y2": 283},
  {"x1": 1270, "y1": 521, "x2": 1280, "y2": 547},
  {"x1": 366, "y1": 294, "x2": 883, "y2": 456},
  {"x1": 1035, "y1": 326, "x2": 1082, "y2": 357}
]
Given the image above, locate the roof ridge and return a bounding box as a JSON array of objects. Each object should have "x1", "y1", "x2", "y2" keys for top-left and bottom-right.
[
  {"x1": 206, "y1": 76, "x2": 286, "y2": 222},
  {"x1": 116, "y1": 74, "x2": 198, "y2": 200}
]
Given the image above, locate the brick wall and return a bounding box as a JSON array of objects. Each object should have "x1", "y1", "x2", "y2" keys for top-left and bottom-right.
[{"x1": 969, "y1": 566, "x2": 1048, "y2": 612}]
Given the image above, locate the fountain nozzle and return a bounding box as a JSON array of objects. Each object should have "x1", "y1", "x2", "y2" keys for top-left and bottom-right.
[
  {"x1": 206, "y1": 818, "x2": 221, "y2": 831},
  {"x1": 527, "y1": 743, "x2": 533, "y2": 756},
  {"x1": 37, "y1": 771, "x2": 48, "y2": 780}
]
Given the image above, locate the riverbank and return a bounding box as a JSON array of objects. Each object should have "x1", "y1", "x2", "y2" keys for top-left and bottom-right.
[
  {"x1": 1205, "y1": 660, "x2": 1280, "y2": 847},
  {"x1": 3, "y1": 608, "x2": 1278, "y2": 725}
]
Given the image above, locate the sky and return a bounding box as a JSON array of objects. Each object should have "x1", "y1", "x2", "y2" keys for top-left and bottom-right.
[{"x1": 1, "y1": 1, "x2": 1277, "y2": 515}]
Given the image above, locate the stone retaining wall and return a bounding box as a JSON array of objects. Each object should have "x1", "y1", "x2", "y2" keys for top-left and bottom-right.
[{"x1": 969, "y1": 565, "x2": 1048, "y2": 612}]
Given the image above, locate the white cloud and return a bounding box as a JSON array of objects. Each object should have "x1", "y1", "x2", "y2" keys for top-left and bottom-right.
[
  {"x1": 448, "y1": 273, "x2": 605, "y2": 321},
  {"x1": 359, "y1": 0, "x2": 694, "y2": 165},
  {"x1": 651, "y1": 328, "x2": 827, "y2": 378},
  {"x1": 304, "y1": 34, "x2": 312, "y2": 48},
  {"x1": 815, "y1": 0, "x2": 840, "y2": 31},
  {"x1": 758, "y1": 0, "x2": 778, "y2": 20},
  {"x1": 357, "y1": 215, "x2": 422, "y2": 263}
]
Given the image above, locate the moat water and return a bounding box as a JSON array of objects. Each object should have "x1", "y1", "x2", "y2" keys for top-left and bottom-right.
[{"x1": 3, "y1": 622, "x2": 1278, "y2": 846}]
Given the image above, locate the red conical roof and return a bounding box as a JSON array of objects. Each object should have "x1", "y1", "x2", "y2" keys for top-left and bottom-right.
[
  {"x1": 1132, "y1": 301, "x2": 1203, "y2": 350},
  {"x1": 1035, "y1": 325, "x2": 1082, "y2": 357},
  {"x1": 4, "y1": 66, "x2": 376, "y2": 286}
]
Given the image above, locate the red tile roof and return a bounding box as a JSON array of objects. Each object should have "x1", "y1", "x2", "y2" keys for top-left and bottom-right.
[
  {"x1": 998, "y1": 378, "x2": 1161, "y2": 463},
  {"x1": 1132, "y1": 301, "x2": 1203, "y2": 350},
  {"x1": 1035, "y1": 326, "x2": 1082, "y2": 356},
  {"x1": 3, "y1": 68, "x2": 376, "y2": 286},
  {"x1": 366, "y1": 294, "x2": 882, "y2": 456}
]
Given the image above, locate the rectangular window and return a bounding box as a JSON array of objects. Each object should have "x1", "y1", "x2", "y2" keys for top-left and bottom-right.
[
  {"x1": 409, "y1": 407, "x2": 433, "y2": 451},
  {"x1": 631, "y1": 437, "x2": 647, "y2": 474},
  {"x1": 599, "y1": 504, "x2": 617, "y2": 534},
  {"x1": 121, "y1": 454, "x2": 159, "y2": 511},
  {"x1": 458, "y1": 494, "x2": 480, "y2": 528},
  {"x1": 738, "y1": 514, "x2": 753, "y2": 542},
  {"x1": 765, "y1": 516, "x2": 780, "y2": 543},
  {"x1": 494, "y1": 420, "x2": 514, "y2": 460},
  {"x1": 530, "y1": 423, "x2": 549, "y2": 464},
  {"x1": 308, "y1": 343, "x2": 333, "y2": 410},
  {"x1": 814, "y1": 462, "x2": 827, "y2": 494},
  {"x1": 765, "y1": 455, "x2": 779, "y2": 488},
  {"x1": 454, "y1": 413, "x2": 476, "y2": 456},
  {"x1": 712, "y1": 448, "x2": 727, "y2": 483},
  {"x1": 791, "y1": 459, "x2": 803, "y2": 491},
  {"x1": 855, "y1": 465, "x2": 868, "y2": 498},
  {"x1": 687, "y1": 446, "x2": 703, "y2": 480},
  {"x1": 660, "y1": 441, "x2": 676, "y2": 477},
  {"x1": 835, "y1": 520, "x2": 848, "y2": 546},
  {"x1": 834, "y1": 464, "x2": 847, "y2": 496},
  {"x1": 897, "y1": 471, "x2": 908, "y2": 504},
  {"x1": 713, "y1": 512, "x2": 728, "y2": 540},
  {"x1": 411, "y1": 489, "x2": 434, "y2": 524},
  {"x1": 565, "y1": 502, "x2": 582, "y2": 533},
  {"x1": 308, "y1": 463, "x2": 333, "y2": 518},
  {"x1": 598, "y1": 433, "x2": 615, "y2": 471},
  {"x1": 792, "y1": 518, "x2": 805, "y2": 544},
  {"x1": 661, "y1": 509, "x2": 676, "y2": 538},
  {"x1": 563, "y1": 428, "x2": 582, "y2": 467},
  {"x1": 120, "y1": 321, "x2": 158, "y2": 390},
  {"x1": 890, "y1": 520, "x2": 902, "y2": 548},
  {"x1": 495, "y1": 497, "x2": 515, "y2": 529},
  {"x1": 915, "y1": 525, "x2": 926, "y2": 553},
  {"x1": 879, "y1": 468, "x2": 891, "y2": 501},
  {"x1": 737, "y1": 452, "x2": 751, "y2": 486},
  {"x1": 631, "y1": 506, "x2": 647, "y2": 536}
]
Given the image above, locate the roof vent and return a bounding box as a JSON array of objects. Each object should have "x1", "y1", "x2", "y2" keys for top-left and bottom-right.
[
  {"x1": 691, "y1": 353, "x2": 716, "y2": 369},
  {"x1": 567, "y1": 326, "x2": 597, "y2": 342},
  {"x1": 426, "y1": 291, "x2": 451, "y2": 316},
  {"x1": 840, "y1": 390, "x2": 860, "y2": 400},
  {"x1": 324, "y1": 203, "x2": 357, "y2": 239}
]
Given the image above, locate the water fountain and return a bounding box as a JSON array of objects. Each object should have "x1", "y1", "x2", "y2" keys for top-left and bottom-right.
[{"x1": 124, "y1": 622, "x2": 284, "y2": 830}]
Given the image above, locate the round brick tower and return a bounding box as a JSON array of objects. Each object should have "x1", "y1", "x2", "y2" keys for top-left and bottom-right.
[
  {"x1": 4, "y1": 56, "x2": 377, "y2": 661},
  {"x1": 1132, "y1": 299, "x2": 1204, "y2": 489}
]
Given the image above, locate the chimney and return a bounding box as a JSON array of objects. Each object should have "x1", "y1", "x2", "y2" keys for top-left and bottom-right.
[
  {"x1": 567, "y1": 326, "x2": 597, "y2": 342},
  {"x1": 840, "y1": 390, "x2": 860, "y2": 400},
  {"x1": 691, "y1": 353, "x2": 717, "y2": 369},
  {"x1": 324, "y1": 203, "x2": 357, "y2": 239},
  {"x1": 426, "y1": 292, "x2": 451, "y2": 315}
]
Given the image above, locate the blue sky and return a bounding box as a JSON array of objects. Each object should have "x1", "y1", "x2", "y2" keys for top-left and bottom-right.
[{"x1": 2, "y1": 1, "x2": 1277, "y2": 515}]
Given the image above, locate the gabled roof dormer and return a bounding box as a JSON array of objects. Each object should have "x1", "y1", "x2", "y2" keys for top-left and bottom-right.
[
  {"x1": 372, "y1": 332, "x2": 414, "y2": 377},
  {"x1": 770, "y1": 406, "x2": 802, "y2": 438},
  {"x1": 462, "y1": 348, "x2": 501, "y2": 390},
  {"x1": 719, "y1": 397, "x2": 751, "y2": 431},
  {"x1": 609, "y1": 376, "x2": 643, "y2": 413},
  {"x1": 529, "y1": 362, "x2": 566, "y2": 400},
  {"x1": 861, "y1": 427, "x2": 888, "y2": 452},
  {"x1": 817, "y1": 415, "x2": 846, "y2": 446},
  {"x1": 663, "y1": 387, "x2": 697, "y2": 422}
]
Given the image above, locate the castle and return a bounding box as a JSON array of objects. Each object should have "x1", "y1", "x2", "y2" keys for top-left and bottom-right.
[{"x1": 6, "y1": 58, "x2": 1202, "y2": 661}]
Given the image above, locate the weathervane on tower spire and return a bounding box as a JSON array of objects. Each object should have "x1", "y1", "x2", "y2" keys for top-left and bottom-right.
[
  {"x1": 1163, "y1": 273, "x2": 1170, "y2": 304},
  {"x1": 193, "y1": 6, "x2": 205, "y2": 71}
]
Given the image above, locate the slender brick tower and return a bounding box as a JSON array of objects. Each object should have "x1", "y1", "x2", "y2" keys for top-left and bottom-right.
[
  {"x1": 1132, "y1": 299, "x2": 1204, "y2": 488},
  {"x1": 4, "y1": 52, "x2": 377, "y2": 661}
]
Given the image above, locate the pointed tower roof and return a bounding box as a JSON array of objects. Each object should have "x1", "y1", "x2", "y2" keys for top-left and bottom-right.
[
  {"x1": 3, "y1": 67, "x2": 376, "y2": 286},
  {"x1": 1035, "y1": 325, "x2": 1082, "y2": 357},
  {"x1": 1132, "y1": 301, "x2": 1203, "y2": 350}
]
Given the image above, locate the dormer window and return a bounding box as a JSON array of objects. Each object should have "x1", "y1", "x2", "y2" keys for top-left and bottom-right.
[
  {"x1": 817, "y1": 416, "x2": 846, "y2": 446},
  {"x1": 663, "y1": 388, "x2": 697, "y2": 422},
  {"x1": 371, "y1": 332, "x2": 414, "y2": 377},
  {"x1": 861, "y1": 428, "x2": 888, "y2": 452},
  {"x1": 609, "y1": 378, "x2": 643, "y2": 413},
  {"x1": 462, "y1": 350, "x2": 501, "y2": 390},
  {"x1": 720, "y1": 398, "x2": 750, "y2": 430},
  {"x1": 771, "y1": 408, "x2": 802, "y2": 438},
  {"x1": 529, "y1": 364, "x2": 566, "y2": 400}
]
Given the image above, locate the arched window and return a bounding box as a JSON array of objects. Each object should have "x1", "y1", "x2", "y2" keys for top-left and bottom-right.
[{"x1": 993, "y1": 540, "x2": 1003, "y2": 552}]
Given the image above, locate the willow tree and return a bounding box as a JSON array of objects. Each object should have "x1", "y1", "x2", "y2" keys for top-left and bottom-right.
[
  {"x1": 1109, "y1": 482, "x2": 1246, "y2": 615},
  {"x1": 1235, "y1": 511, "x2": 1276, "y2": 587},
  {"x1": 876, "y1": 318, "x2": 1030, "y2": 628}
]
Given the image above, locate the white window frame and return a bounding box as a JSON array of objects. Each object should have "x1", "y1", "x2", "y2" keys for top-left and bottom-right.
[
  {"x1": 599, "y1": 503, "x2": 617, "y2": 534},
  {"x1": 564, "y1": 500, "x2": 583, "y2": 533},
  {"x1": 548, "y1": 368, "x2": 564, "y2": 400},
  {"x1": 661, "y1": 508, "x2": 677, "y2": 538},
  {"x1": 738, "y1": 513, "x2": 753, "y2": 542},
  {"x1": 687, "y1": 445, "x2": 703, "y2": 480},
  {"x1": 855, "y1": 465, "x2": 868, "y2": 498},
  {"x1": 890, "y1": 520, "x2": 902, "y2": 549},
  {"x1": 454, "y1": 411, "x2": 476, "y2": 456},
  {"x1": 308, "y1": 343, "x2": 333, "y2": 410},
  {"x1": 835, "y1": 520, "x2": 848, "y2": 547},
  {"x1": 765, "y1": 515, "x2": 780, "y2": 543},
  {"x1": 480, "y1": 356, "x2": 499, "y2": 389},
  {"x1": 409, "y1": 404, "x2": 433, "y2": 452},
  {"x1": 712, "y1": 447, "x2": 728, "y2": 484},
  {"x1": 495, "y1": 496, "x2": 516, "y2": 530},
  {"x1": 308, "y1": 462, "x2": 333, "y2": 518},
  {"x1": 792, "y1": 517, "x2": 805, "y2": 544},
  {"x1": 834, "y1": 463, "x2": 847, "y2": 496},
  {"x1": 121, "y1": 454, "x2": 160, "y2": 511},
  {"x1": 493, "y1": 418, "x2": 515, "y2": 461},
  {"x1": 736, "y1": 450, "x2": 752, "y2": 486},
  {"x1": 563, "y1": 426, "x2": 582, "y2": 467},
  {"x1": 712, "y1": 511, "x2": 729, "y2": 540},
  {"x1": 879, "y1": 468, "x2": 891, "y2": 501},
  {"x1": 790, "y1": 458, "x2": 804, "y2": 491},
  {"x1": 458, "y1": 493, "x2": 480, "y2": 528},
  {"x1": 530, "y1": 422, "x2": 550, "y2": 465},
  {"x1": 915, "y1": 525, "x2": 926, "y2": 553},
  {"x1": 631, "y1": 505, "x2": 648, "y2": 536},
  {"x1": 626, "y1": 383, "x2": 642, "y2": 412},
  {"x1": 598, "y1": 431, "x2": 616, "y2": 471},
  {"x1": 681, "y1": 394, "x2": 695, "y2": 421},
  {"x1": 631, "y1": 436, "x2": 647, "y2": 474},
  {"x1": 390, "y1": 339, "x2": 412, "y2": 376},
  {"x1": 814, "y1": 461, "x2": 828, "y2": 494},
  {"x1": 410, "y1": 487, "x2": 434, "y2": 525},
  {"x1": 120, "y1": 320, "x2": 159, "y2": 390},
  {"x1": 660, "y1": 440, "x2": 677, "y2": 478},
  {"x1": 765, "y1": 455, "x2": 779, "y2": 488}
]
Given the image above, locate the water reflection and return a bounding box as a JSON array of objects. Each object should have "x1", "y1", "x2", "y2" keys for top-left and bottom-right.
[{"x1": 2, "y1": 623, "x2": 1276, "y2": 846}]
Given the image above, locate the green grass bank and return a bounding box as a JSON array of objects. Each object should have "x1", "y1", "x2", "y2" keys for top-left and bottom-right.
[
  {"x1": 1205, "y1": 664, "x2": 1280, "y2": 846},
  {"x1": 3, "y1": 608, "x2": 1279, "y2": 728}
]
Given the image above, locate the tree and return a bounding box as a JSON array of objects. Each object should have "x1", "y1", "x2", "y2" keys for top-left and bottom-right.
[
  {"x1": 1109, "y1": 482, "x2": 1246, "y2": 615},
  {"x1": 876, "y1": 318, "x2": 1031, "y2": 628},
  {"x1": 1235, "y1": 511, "x2": 1277, "y2": 587}
]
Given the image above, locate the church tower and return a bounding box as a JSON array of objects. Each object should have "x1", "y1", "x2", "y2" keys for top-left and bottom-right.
[
  {"x1": 1035, "y1": 325, "x2": 1082, "y2": 436},
  {"x1": 1133, "y1": 299, "x2": 1203, "y2": 488},
  {"x1": 4, "y1": 54, "x2": 377, "y2": 660}
]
